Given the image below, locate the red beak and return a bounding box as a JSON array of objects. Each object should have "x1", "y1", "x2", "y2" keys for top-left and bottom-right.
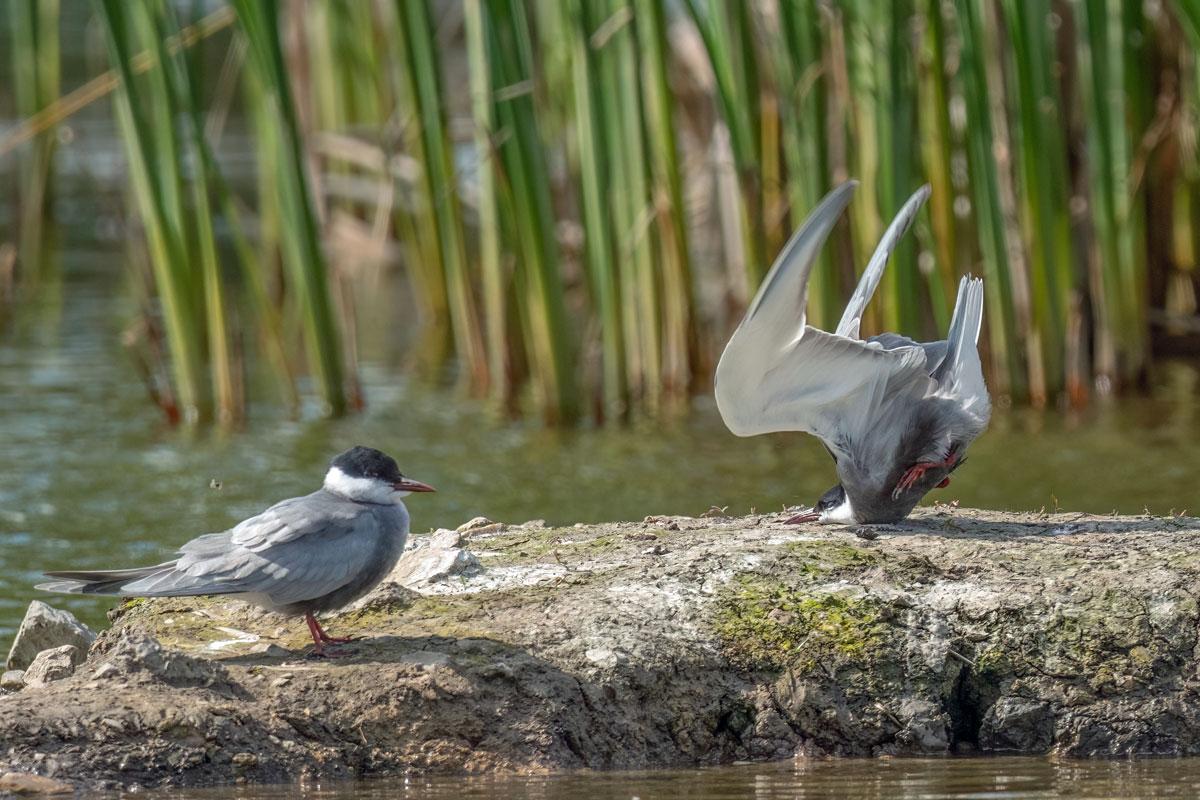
[{"x1": 394, "y1": 477, "x2": 436, "y2": 493}]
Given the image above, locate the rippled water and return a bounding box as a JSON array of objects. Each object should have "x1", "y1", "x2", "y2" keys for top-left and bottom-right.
[{"x1": 154, "y1": 757, "x2": 1200, "y2": 798}]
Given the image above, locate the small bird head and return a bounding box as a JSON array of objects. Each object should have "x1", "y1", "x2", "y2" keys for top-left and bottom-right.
[
  {"x1": 324, "y1": 446, "x2": 436, "y2": 504},
  {"x1": 789, "y1": 485, "x2": 855, "y2": 523}
]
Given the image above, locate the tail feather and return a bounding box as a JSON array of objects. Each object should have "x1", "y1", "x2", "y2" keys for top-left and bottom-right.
[
  {"x1": 932, "y1": 275, "x2": 985, "y2": 388},
  {"x1": 37, "y1": 563, "x2": 177, "y2": 595}
]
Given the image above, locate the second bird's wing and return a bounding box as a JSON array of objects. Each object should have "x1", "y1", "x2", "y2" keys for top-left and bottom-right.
[
  {"x1": 835, "y1": 185, "x2": 931, "y2": 340},
  {"x1": 119, "y1": 493, "x2": 388, "y2": 606},
  {"x1": 715, "y1": 181, "x2": 935, "y2": 458}
]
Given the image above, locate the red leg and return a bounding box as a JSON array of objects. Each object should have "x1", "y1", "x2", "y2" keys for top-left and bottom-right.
[
  {"x1": 304, "y1": 612, "x2": 353, "y2": 658},
  {"x1": 305, "y1": 611, "x2": 355, "y2": 644},
  {"x1": 892, "y1": 452, "x2": 959, "y2": 500},
  {"x1": 936, "y1": 477, "x2": 951, "y2": 489}
]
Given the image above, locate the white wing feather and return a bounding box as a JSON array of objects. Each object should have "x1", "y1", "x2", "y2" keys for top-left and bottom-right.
[
  {"x1": 715, "y1": 181, "x2": 935, "y2": 456},
  {"x1": 835, "y1": 185, "x2": 931, "y2": 340}
]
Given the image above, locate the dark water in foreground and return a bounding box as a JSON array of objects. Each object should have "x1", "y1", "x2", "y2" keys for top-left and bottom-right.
[{"x1": 152, "y1": 758, "x2": 1200, "y2": 798}]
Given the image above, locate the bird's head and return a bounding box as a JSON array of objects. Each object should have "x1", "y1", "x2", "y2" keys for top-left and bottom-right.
[
  {"x1": 789, "y1": 484, "x2": 854, "y2": 524},
  {"x1": 324, "y1": 446, "x2": 436, "y2": 504}
]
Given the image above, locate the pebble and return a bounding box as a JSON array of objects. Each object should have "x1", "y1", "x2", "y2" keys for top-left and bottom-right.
[
  {"x1": 0, "y1": 670, "x2": 25, "y2": 691},
  {"x1": 0, "y1": 772, "x2": 75, "y2": 795}
]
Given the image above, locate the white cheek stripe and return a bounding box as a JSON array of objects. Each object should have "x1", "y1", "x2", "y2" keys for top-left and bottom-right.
[
  {"x1": 822, "y1": 496, "x2": 856, "y2": 523},
  {"x1": 323, "y1": 467, "x2": 397, "y2": 504}
]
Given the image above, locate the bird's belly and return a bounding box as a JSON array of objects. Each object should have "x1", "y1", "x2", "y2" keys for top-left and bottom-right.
[{"x1": 261, "y1": 527, "x2": 408, "y2": 617}]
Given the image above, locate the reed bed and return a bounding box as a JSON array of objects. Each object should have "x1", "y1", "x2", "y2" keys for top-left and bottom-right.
[
  {"x1": 7, "y1": 0, "x2": 60, "y2": 292},
  {"x1": 4, "y1": 1, "x2": 1199, "y2": 424}
]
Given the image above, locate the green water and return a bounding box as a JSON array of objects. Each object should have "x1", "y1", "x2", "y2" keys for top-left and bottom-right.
[{"x1": 156, "y1": 758, "x2": 1200, "y2": 798}]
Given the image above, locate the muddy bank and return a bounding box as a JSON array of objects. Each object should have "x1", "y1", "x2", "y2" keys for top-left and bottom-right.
[{"x1": 2, "y1": 507, "x2": 1200, "y2": 790}]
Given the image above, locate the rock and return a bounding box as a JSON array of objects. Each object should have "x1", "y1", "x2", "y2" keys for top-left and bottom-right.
[
  {"x1": 457, "y1": 516, "x2": 503, "y2": 534},
  {"x1": 0, "y1": 670, "x2": 25, "y2": 691},
  {"x1": 6, "y1": 601, "x2": 96, "y2": 670},
  {"x1": 979, "y1": 697, "x2": 1054, "y2": 753},
  {"x1": 22, "y1": 646, "x2": 78, "y2": 688},
  {"x1": 352, "y1": 581, "x2": 420, "y2": 613},
  {"x1": 430, "y1": 528, "x2": 464, "y2": 549},
  {"x1": 99, "y1": 631, "x2": 230, "y2": 688},
  {"x1": 248, "y1": 643, "x2": 291, "y2": 659},
  {"x1": 0, "y1": 772, "x2": 75, "y2": 795},
  {"x1": 388, "y1": 544, "x2": 481, "y2": 588}
]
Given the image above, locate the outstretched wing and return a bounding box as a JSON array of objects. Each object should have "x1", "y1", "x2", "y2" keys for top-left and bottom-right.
[
  {"x1": 835, "y1": 185, "x2": 931, "y2": 340},
  {"x1": 714, "y1": 181, "x2": 935, "y2": 457}
]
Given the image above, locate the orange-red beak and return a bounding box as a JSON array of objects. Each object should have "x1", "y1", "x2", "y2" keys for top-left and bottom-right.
[{"x1": 394, "y1": 477, "x2": 436, "y2": 493}]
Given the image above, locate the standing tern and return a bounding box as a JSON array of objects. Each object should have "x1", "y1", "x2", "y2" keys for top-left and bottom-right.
[
  {"x1": 37, "y1": 446, "x2": 435, "y2": 656},
  {"x1": 715, "y1": 181, "x2": 991, "y2": 524}
]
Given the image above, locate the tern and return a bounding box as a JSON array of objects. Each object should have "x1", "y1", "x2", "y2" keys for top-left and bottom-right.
[
  {"x1": 715, "y1": 181, "x2": 991, "y2": 524},
  {"x1": 37, "y1": 446, "x2": 435, "y2": 656}
]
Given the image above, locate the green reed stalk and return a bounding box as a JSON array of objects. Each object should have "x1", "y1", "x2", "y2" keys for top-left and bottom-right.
[
  {"x1": 483, "y1": 0, "x2": 579, "y2": 423},
  {"x1": 465, "y1": 0, "x2": 514, "y2": 411},
  {"x1": 603, "y1": 0, "x2": 661, "y2": 411},
  {"x1": 97, "y1": 0, "x2": 207, "y2": 422},
  {"x1": 9, "y1": 0, "x2": 60, "y2": 284},
  {"x1": 149, "y1": 0, "x2": 239, "y2": 423},
  {"x1": 776, "y1": 0, "x2": 839, "y2": 331},
  {"x1": 917, "y1": 0, "x2": 956, "y2": 331},
  {"x1": 954, "y1": 0, "x2": 1022, "y2": 398},
  {"x1": 231, "y1": 0, "x2": 348, "y2": 416},
  {"x1": 567, "y1": 0, "x2": 627, "y2": 418},
  {"x1": 394, "y1": 0, "x2": 489, "y2": 393},
  {"x1": 683, "y1": 0, "x2": 767, "y2": 296},
  {"x1": 1074, "y1": 0, "x2": 1144, "y2": 385},
  {"x1": 842, "y1": 0, "x2": 922, "y2": 335},
  {"x1": 1000, "y1": 0, "x2": 1073, "y2": 402},
  {"x1": 635, "y1": 0, "x2": 696, "y2": 399}
]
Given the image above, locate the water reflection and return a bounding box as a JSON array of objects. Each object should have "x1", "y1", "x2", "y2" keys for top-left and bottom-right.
[{"x1": 156, "y1": 757, "x2": 1200, "y2": 799}]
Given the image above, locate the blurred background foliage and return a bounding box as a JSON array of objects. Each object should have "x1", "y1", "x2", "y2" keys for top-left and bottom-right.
[{"x1": 2, "y1": 0, "x2": 1199, "y2": 427}]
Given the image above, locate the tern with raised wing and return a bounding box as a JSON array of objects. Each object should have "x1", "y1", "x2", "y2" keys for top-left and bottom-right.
[{"x1": 715, "y1": 181, "x2": 991, "y2": 524}]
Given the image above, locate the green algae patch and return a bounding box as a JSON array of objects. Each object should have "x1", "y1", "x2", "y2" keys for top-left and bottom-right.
[
  {"x1": 478, "y1": 526, "x2": 640, "y2": 567},
  {"x1": 714, "y1": 577, "x2": 889, "y2": 672}
]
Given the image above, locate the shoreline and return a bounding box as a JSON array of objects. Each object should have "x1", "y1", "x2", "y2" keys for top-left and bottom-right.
[{"x1": 2, "y1": 507, "x2": 1199, "y2": 790}]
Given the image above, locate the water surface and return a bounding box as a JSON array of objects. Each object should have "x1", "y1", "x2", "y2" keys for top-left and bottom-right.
[{"x1": 156, "y1": 757, "x2": 1200, "y2": 799}]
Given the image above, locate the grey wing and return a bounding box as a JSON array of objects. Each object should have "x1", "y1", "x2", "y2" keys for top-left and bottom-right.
[
  {"x1": 718, "y1": 324, "x2": 933, "y2": 454},
  {"x1": 715, "y1": 180, "x2": 935, "y2": 454},
  {"x1": 739, "y1": 181, "x2": 858, "y2": 333},
  {"x1": 834, "y1": 185, "x2": 931, "y2": 340},
  {"x1": 868, "y1": 332, "x2": 949, "y2": 376},
  {"x1": 121, "y1": 494, "x2": 385, "y2": 606}
]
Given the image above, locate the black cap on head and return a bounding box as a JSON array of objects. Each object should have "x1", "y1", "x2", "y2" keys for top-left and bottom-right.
[
  {"x1": 330, "y1": 446, "x2": 404, "y2": 482},
  {"x1": 815, "y1": 484, "x2": 846, "y2": 513}
]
